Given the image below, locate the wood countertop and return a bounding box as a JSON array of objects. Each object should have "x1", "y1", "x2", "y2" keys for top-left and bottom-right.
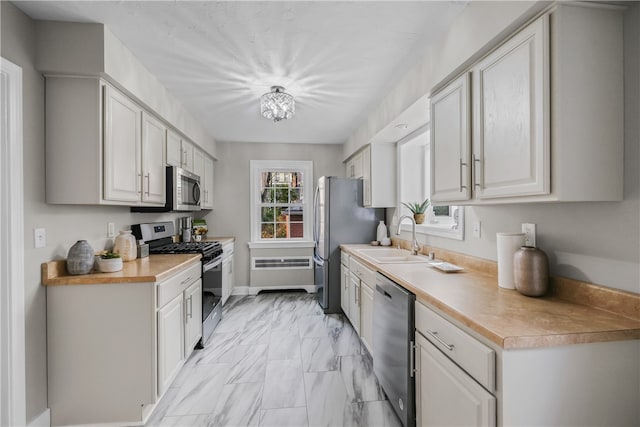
[
  {"x1": 42, "y1": 254, "x2": 201, "y2": 286},
  {"x1": 342, "y1": 244, "x2": 640, "y2": 350}
]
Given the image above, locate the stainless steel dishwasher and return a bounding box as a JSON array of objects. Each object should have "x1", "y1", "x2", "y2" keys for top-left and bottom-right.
[{"x1": 373, "y1": 272, "x2": 416, "y2": 427}]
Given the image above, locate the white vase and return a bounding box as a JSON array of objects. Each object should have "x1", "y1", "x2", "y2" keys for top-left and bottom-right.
[
  {"x1": 376, "y1": 221, "x2": 387, "y2": 242},
  {"x1": 114, "y1": 230, "x2": 137, "y2": 262}
]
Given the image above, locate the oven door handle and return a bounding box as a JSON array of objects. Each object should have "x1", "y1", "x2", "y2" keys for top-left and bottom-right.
[{"x1": 203, "y1": 258, "x2": 222, "y2": 272}]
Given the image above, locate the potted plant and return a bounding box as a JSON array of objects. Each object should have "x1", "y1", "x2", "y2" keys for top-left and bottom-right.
[
  {"x1": 402, "y1": 199, "x2": 430, "y2": 224},
  {"x1": 96, "y1": 251, "x2": 123, "y2": 273}
]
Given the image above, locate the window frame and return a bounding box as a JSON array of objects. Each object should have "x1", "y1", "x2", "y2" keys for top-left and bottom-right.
[
  {"x1": 249, "y1": 160, "x2": 314, "y2": 247},
  {"x1": 396, "y1": 125, "x2": 465, "y2": 241}
]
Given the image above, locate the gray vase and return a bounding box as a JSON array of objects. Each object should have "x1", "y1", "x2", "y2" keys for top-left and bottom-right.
[
  {"x1": 66, "y1": 240, "x2": 94, "y2": 275},
  {"x1": 514, "y1": 246, "x2": 549, "y2": 297}
]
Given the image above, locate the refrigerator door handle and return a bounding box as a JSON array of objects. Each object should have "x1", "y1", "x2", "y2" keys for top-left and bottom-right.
[{"x1": 313, "y1": 186, "x2": 319, "y2": 245}]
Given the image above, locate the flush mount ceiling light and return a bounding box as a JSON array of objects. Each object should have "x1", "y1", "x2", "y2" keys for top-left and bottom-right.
[{"x1": 260, "y1": 86, "x2": 295, "y2": 122}]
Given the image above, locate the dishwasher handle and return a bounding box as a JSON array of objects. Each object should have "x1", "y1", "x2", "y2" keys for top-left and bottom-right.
[{"x1": 375, "y1": 284, "x2": 393, "y2": 299}]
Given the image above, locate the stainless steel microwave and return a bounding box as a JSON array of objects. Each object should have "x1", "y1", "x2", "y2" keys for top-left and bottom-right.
[{"x1": 132, "y1": 166, "x2": 201, "y2": 212}]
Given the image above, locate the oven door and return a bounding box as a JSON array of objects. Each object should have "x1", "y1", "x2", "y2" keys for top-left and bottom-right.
[{"x1": 201, "y1": 257, "x2": 222, "y2": 345}]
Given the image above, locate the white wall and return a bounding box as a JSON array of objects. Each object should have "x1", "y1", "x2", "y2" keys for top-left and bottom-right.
[
  {"x1": 383, "y1": 2, "x2": 640, "y2": 294},
  {"x1": 206, "y1": 142, "x2": 344, "y2": 288}
]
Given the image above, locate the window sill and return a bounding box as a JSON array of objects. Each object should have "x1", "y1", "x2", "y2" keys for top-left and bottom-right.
[{"x1": 248, "y1": 240, "x2": 315, "y2": 249}]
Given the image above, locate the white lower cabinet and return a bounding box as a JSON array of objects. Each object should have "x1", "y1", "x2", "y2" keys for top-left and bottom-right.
[
  {"x1": 157, "y1": 293, "x2": 185, "y2": 395},
  {"x1": 221, "y1": 241, "x2": 235, "y2": 305},
  {"x1": 348, "y1": 272, "x2": 361, "y2": 335},
  {"x1": 416, "y1": 332, "x2": 495, "y2": 427},
  {"x1": 184, "y1": 280, "x2": 203, "y2": 356},
  {"x1": 359, "y1": 281, "x2": 374, "y2": 354}
]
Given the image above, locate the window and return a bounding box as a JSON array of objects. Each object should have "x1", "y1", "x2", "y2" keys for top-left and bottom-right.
[
  {"x1": 250, "y1": 160, "x2": 313, "y2": 245},
  {"x1": 396, "y1": 126, "x2": 464, "y2": 240}
]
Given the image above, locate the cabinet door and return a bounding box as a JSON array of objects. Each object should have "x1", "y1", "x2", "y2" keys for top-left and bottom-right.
[
  {"x1": 472, "y1": 16, "x2": 549, "y2": 199},
  {"x1": 181, "y1": 140, "x2": 194, "y2": 172},
  {"x1": 353, "y1": 151, "x2": 363, "y2": 179},
  {"x1": 166, "y1": 129, "x2": 182, "y2": 167},
  {"x1": 415, "y1": 332, "x2": 495, "y2": 427},
  {"x1": 141, "y1": 112, "x2": 166, "y2": 204},
  {"x1": 349, "y1": 273, "x2": 360, "y2": 334},
  {"x1": 341, "y1": 264, "x2": 350, "y2": 316},
  {"x1": 360, "y1": 281, "x2": 374, "y2": 354},
  {"x1": 184, "y1": 279, "x2": 202, "y2": 358},
  {"x1": 202, "y1": 156, "x2": 214, "y2": 209},
  {"x1": 361, "y1": 146, "x2": 372, "y2": 207},
  {"x1": 103, "y1": 85, "x2": 142, "y2": 203},
  {"x1": 430, "y1": 73, "x2": 471, "y2": 203},
  {"x1": 157, "y1": 293, "x2": 184, "y2": 395}
]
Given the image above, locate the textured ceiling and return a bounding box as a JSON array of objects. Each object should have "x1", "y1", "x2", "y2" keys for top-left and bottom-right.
[{"x1": 16, "y1": 1, "x2": 467, "y2": 144}]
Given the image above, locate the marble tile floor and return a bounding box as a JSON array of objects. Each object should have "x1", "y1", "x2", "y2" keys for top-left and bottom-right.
[{"x1": 145, "y1": 291, "x2": 402, "y2": 427}]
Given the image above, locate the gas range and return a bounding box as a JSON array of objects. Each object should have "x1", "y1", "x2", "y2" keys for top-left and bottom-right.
[{"x1": 148, "y1": 240, "x2": 223, "y2": 262}]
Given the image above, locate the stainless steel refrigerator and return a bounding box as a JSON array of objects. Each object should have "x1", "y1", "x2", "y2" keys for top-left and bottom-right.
[{"x1": 313, "y1": 176, "x2": 384, "y2": 313}]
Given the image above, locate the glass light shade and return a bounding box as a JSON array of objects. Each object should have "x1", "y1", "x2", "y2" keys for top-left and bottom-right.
[{"x1": 260, "y1": 86, "x2": 295, "y2": 122}]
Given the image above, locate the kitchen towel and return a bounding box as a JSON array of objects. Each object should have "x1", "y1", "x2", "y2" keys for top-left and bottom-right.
[{"x1": 496, "y1": 232, "x2": 526, "y2": 289}]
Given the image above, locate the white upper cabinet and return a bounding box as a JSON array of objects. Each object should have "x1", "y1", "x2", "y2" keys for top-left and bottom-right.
[
  {"x1": 345, "y1": 144, "x2": 396, "y2": 207},
  {"x1": 181, "y1": 139, "x2": 195, "y2": 173},
  {"x1": 203, "y1": 156, "x2": 215, "y2": 210},
  {"x1": 45, "y1": 77, "x2": 171, "y2": 206},
  {"x1": 103, "y1": 84, "x2": 142, "y2": 203},
  {"x1": 141, "y1": 112, "x2": 167, "y2": 204},
  {"x1": 472, "y1": 15, "x2": 549, "y2": 200},
  {"x1": 430, "y1": 4, "x2": 623, "y2": 204},
  {"x1": 166, "y1": 129, "x2": 182, "y2": 167},
  {"x1": 430, "y1": 73, "x2": 471, "y2": 203}
]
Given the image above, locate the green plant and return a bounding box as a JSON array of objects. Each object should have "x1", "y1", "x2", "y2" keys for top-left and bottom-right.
[
  {"x1": 402, "y1": 199, "x2": 430, "y2": 214},
  {"x1": 100, "y1": 252, "x2": 121, "y2": 259}
]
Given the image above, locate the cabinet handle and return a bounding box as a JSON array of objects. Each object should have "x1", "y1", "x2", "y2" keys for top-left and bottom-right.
[
  {"x1": 409, "y1": 340, "x2": 416, "y2": 378},
  {"x1": 229, "y1": 260, "x2": 232, "y2": 274},
  {"x1": 459, "y1": 158, "x2": 468, "y2": 192},
  {"x1": 473, "y1": 154, "x2": 482, "y2": 188},
  {"x1": 180, "y1": 276, "x2": 193, "y2": 287},
  {"x1": 426, "y1": 329, "x2": 454, "y2": 351},
  {"x1": 144, "y1": 173, "x2": 150, "y2": 196},
  {"x1": 355, "y1": 284, "x2": 360, "y2": 305},
  {"x1": 137, "y1": 173, "x2": 142, "y2": 194},
  {"x1": 187, "y1": 295, "x2": 193, "y2": 318}
]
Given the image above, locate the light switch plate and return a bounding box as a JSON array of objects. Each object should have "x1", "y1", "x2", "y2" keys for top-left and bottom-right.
[
  {"x1": 521, "y1": 223, "x2": 536, "y2": 247},
  {"x1": 34, "y1": 228, "x2": 46, "y2": 248},
  {"x1": 107, "y1": 222, "x2": 115, "y2": 238},
  {"x1": 472, "y1": 220, "x2": 481, "y2": 238}
]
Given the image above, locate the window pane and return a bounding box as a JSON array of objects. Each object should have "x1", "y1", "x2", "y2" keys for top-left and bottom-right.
[
  {"x1": 290, "y1": 188, "x2": 302, "y2": 203},
  {"x1": 261, "y1": 172, "x2": 274, "y2": 188},
  {"x1": 289, "y1": 222, "x2": 304, "y2": 238},
  {"x1": 261, "y1": 187, "x2": 274, "y2": 203},
  {"x1": 291, "y1": 172, "x2": 303, "y2": 187},
  {"x1": 275, "y1": 185, "x2": 289, "y2": 203},
  {"x1": 275, "y1": 223, "x2": 288, "y2": 238},
  {"x1": 261, "y1": 223, "x2": 274, "y2": 239},
  {"x1": 261, "y1": 207, "x2": 275, "y2": 222}
]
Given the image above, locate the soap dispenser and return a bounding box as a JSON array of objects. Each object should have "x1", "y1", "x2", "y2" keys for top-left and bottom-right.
[{"x1": 376, "y1": 220, "x2": 388, "y2": 242}]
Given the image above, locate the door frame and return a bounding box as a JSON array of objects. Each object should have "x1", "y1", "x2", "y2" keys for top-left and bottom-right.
[{"x1": 0, "y1": 56, "x2": 26, "y2": 427}]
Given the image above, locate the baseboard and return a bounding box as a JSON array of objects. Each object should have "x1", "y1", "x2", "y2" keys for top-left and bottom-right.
[
  {"x1": 231, "y1": 286, "x2": 250, "y2": 296},
  {"x1": 28, "y1": 408, "x2": 50, "y2": 427}
]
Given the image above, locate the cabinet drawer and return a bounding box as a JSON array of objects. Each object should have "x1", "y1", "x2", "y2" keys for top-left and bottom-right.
[
  {"x1": 349, "y1": 257, "x2": 376, "y2": 285},
  {"x1": 341, "y1": 251, "x2": 350, "y2": 266},
  {"x1": 222, "y1": 241, "x2": 234, "y2": 257},
  {"x1": 157, "y1": 262, "x2": 201, "y2": 308},
  {"x1": 415, "y1": 302, "x2": 495, "y2": 392}
]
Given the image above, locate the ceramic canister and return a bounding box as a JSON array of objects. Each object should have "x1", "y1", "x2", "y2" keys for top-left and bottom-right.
[
  {"x1": 114, "y1": 230, "x2": 137, "y2": 261},
  {"x1": 66, "y1": 240, "x2": 94, "y2": 275},
  {"x1": 514, "y1": 246, "x2": 549, "y2": 297}
]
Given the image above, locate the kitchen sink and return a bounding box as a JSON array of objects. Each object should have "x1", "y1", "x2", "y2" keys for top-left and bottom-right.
[{"x1": 358, "y1": 248, "x2": 433, "y2": 264}]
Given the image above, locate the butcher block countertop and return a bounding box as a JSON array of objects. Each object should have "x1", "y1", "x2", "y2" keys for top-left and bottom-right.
[
  {"x1": 342, "y1": 244, "x2": 640, "y2": 350},
  {"x1": 42, "y1": 254, "x2": 201, "y2": 286}
]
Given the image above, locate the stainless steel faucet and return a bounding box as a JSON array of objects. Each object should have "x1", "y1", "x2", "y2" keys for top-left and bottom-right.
[{"x1": 396, "y1": 215, "x2": 420, "y2": 255}]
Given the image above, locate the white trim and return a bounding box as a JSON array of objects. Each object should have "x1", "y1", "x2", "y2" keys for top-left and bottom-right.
[
  {"x1": 27, "y1": 408, "x2": 50, "y2": 427},
  {"x1": 247, "y1": 240, "x2": 315, "y2": 249},
  {"x1": 249, "y1": 160, "x2": 313, "y2": 243},
  {"x1": 231, "y1": 286, "x2": 250, "y2": 296},
  {"x1": 0, "y1": 57, "x2": 26, "y2": 427},
  {"x1": 251, "y1": 256, "x2": 312, "y2": 270}
]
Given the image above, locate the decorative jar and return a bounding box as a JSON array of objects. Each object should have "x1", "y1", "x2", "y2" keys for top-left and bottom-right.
[
  {"x1": 514, "y1": 246, "x2": 549, "y2": 297},
  {"x1": 114, "y1": 230, "x2": 137, "y2": 261},
  {"x1": 66, "y1": 240, "x2": 94, "y2": 275}
]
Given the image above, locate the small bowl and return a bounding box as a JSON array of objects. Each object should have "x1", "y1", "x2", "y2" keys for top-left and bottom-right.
[
  {"x1": 380, "y1": 237, "x2": 392, "y2": 246},
  {"x1": 370, "y1": 241, "x2": 380, "y2": 246},
  {"x1": 97, "y1": 257, "x2": 123, "y2": 273}
]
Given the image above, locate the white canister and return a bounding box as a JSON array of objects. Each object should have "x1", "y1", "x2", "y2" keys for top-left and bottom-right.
[
  {"x1": 496, "y1": 232, "x2": 526, "y2": 289},
  {"x1": 376, "y1": 221, "x2": 388, "y2": 242},
  {"x1": 114, "y1": 230, "x2": 137, "y2": 262}
]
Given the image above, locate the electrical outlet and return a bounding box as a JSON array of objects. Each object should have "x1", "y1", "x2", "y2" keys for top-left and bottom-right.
[
  {"x1": 472, "y1": 220, "x2": 481, "y2": 238},
  {"x1": 34, "y1": 228, "x2": 46, "y2": 248},
  {"x1": 107, "y1": 222, "x2": 115, "y2": 238},
  {"x1": 521, "y1": 223, "x2": 537, "y2": 247}
]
